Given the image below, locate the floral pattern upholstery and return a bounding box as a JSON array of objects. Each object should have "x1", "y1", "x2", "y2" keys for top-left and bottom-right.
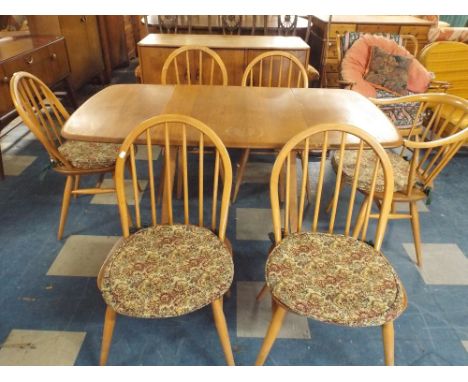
[
  {"x1": 100, "y1": 224, "x2": 234, "y2": 318},
  {"x1": 266, "y1": 232, "x2": 406, "y2": 327},
  {"x1": 376, "y1": 89, "x2": 424, "y2": 129},
  {"x1": 364, "y1": 46, "x2": 412, "y2": 96},
  {"x1": 58, "y1": 140, "x2": 121, "y2": 170},
  {"x1": 332, "y1": 149, "x2": 415, "y2": 193}
]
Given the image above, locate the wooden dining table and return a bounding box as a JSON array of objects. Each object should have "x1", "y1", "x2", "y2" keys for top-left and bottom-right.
[{"x1": 62, "y1": 84, "x2": 402, "y2": 229}]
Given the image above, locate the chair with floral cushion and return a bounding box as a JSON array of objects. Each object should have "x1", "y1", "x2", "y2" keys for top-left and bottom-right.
[
  {"x1": 255, "y1": 123, "x2": 407, "y2": 366},
  {"x1": 10, "y1": 71, "x2": 121, "y2": 240},
  {"x1": 337, "y1": 32, "x2": 450, "y2": 136},
  {"x1": 97, "y1": 114, "x2": 235, "y2": 366},
  {"x1": 332, "y1": 93, "x2": 468, "y2": 267}
]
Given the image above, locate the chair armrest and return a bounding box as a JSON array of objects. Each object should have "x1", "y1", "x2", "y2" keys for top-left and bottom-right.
[
  {"x1": 428, "y1": 80, "x2": 452, "y2": 91},
  {"x1": 337, "y1": 79, "x2": 355, "y2": 89},
  {"x1": 307, "y1": 65, "x2": 320, "y2": 81}
]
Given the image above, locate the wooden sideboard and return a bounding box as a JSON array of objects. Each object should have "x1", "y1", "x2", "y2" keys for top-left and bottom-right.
[
  {"x1": 27, "y1": 16, "x2": 105, "y2": 90},
  {"x1": 0, "y1": 34, "x2": 73, "y2": 178},
  {"x1": 309, "y1": 15, "x2": 434, "y2": 88},
  {"x1": 138, "y1": 34, "x2": 310, "y2": 85}
]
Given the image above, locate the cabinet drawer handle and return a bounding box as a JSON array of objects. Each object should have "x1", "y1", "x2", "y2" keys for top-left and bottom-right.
[
  {"x1": 50, "y1": 53, "x2": 57, "y2": 60},
  {"x1": 2, "y1": 76, "x2": 9, "y2": 84},
  {"x1": 80, "y1": 16, "x2": 88, "y2": 23},
  {"x1": 25, "y1": 56, "x2": 34, "y2": 65}
]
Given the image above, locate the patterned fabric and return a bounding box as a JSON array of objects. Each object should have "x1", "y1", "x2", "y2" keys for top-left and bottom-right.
[
  {"x1": 266, "y1": 232, "x2": 406, "y2": 327},
  {"x1": 341, "y1": 32, "x2": 402, "y2": 58},
  {"x1": 100, "y1": 224, "x2": 234, "y2": 318},
  {"x1": 58, "y1": 140, "x2": 120, "y2": 170},
  {"x1": 376, "y1": 89, "x2": 424, "y2": 129},
  {"x1": 364, "y1": 46, "x2": 412, "y2": 96},
  {"x1": 332, "y1": 149, "x2": 415, "y2": 193}
]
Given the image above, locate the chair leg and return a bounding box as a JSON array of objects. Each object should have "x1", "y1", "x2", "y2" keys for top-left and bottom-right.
[
  {"x1": 73, "y1": 175, "x2": 80, "y2": 199},
  {"x1": 255, "y1": 304, "x2": 287, "y2": 366},
  {"x1": 381, "y1": 321, "x2": 394, "y2": 366},
  {"x1": 57, "y1": 176, "x2": 74, "y2": 240},
  {"x1": 325, "y1": 177, "x2": 345, "y2": 213},
  {"x1": 99, "y1": 306, "x2": 117, "y2": 366},
  {"x1": 256, "y1": 283, "x2": 269, "y2": 301},
  {"x1": 95, "y1": 173, "x2": 105, "y2": 188},
  {"x1": 212, "y1": 298, "x2": 235, "y2": 366},
  {"x1": 410, "y1": 201, "x2": 423, "y2": 267},
  {"x1": 352, "y1": 195, "x2": 370, "y2": 239},
  {"x1": 232, "y1": 149, "x2": 250, "y2": 203}
]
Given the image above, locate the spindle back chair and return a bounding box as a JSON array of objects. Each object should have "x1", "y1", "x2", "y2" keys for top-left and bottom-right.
[
  {"x1": 161, "y1": 45, "x2": 228, "y2": 86},
  {"x1": 97, "y1": 114, "x2": 235, "y2": 365},
  {"x1": 256, "y1": 123, "x2": 407, "y2": 366},
  {"x1": 10, "y1": 72, "x2": 118, "y2": 240}
]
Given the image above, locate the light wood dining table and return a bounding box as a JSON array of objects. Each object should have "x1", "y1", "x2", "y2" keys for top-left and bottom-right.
[{"x1": 62, "y1": 84, "x2": 402, "y2": 229}]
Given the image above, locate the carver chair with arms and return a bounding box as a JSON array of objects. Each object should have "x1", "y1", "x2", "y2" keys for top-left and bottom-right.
[
  {"x1": 333, "y1": 93, "x2": 468, "y2": 267},
  {"x1": 9, "y1": 71, "x2": 120, "y2": 240},
  {"x1": 97, "y1": 114, "x2": 235, "y2": 366},
  {"x1": 232, "y1": 51, "x2": 318, "y2": 203},
  {"x1": 256, "y1": 123, "x2": 407, "y2": 366}
]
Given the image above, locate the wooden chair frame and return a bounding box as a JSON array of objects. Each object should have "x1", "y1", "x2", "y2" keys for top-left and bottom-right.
[
  {"x1": 255, "y1": 123, "x2": 405, "y2": 366},
  {"x1": 10, "y1": 71, "x2": 116, "y2": 240},
  {"x1": 355, "y1": 93, "x2": 468, "y2": 266},
  {"x1": 161, "y1": 45, "x2": 228, "y2": 86},
  {"x1": 232, "y1": 51, "x2": 310, "y2": 203},
  {"x1": 97, "y1": 114, "x2": 235, "y2": 366}
]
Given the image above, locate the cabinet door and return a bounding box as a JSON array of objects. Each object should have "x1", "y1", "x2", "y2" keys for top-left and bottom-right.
[{"x1": 59, "y1": 15, "x2": 104, "y2": 89}]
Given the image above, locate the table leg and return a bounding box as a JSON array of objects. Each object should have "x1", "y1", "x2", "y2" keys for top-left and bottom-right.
[{"x1": 160, "y1": 146, "x2": 177, "y2": 224}]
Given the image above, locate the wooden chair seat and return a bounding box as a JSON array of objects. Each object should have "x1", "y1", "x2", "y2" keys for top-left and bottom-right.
[
  {"x1": 58, "y1": 140, "x2": 121, "y2": 170},
  {"x1": 333, "y1": 149, "x2": 417, "y2": 193},
  {"x1": 267, "y1": 232, "x2": 406, "y2": 327},
  {"x1": 99, "y1": 224, "x2": 233, "y2": 318}
]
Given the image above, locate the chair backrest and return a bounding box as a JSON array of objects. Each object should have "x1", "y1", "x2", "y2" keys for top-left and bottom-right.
[
  {"x1": 158, "y1": 15, "x2": 178, "y2": 33},
  {"x1": 115, "y1": 114, "x2": 233, "y2": 241},
  {"x1": 277, "y1": 15, "x2": 298, "y2": 36},
  {"x1": 373, "y1": 93, "x2": 468, "y2": 193},
  {"x1": 336, "y1": 32, "x2": 418, "y2": 63},
  {"x1": 9, "y1": 71, "x2": 72, "y2": 169},
  {"x1": 418, "y1": 41, "x2": 468, "y2": 99},
  {"x1": 242, "y1": 51, "x2": 308, "y2": 88},
  {"x1": 221, "y1": 15, "x2": 242, "y2": 35},
  {"x1": 270, "y1": 123, "x2": 395, "y2": 251},
  {"x1": 161, "y1": 45, "x2": 228, "y2": 86}
]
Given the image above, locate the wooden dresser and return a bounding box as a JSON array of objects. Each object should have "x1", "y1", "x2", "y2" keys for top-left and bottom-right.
[
  {"x1": 138, "y1": 34, "x2": 310, "y2": 85},
  {"x1": 0, "y1": 34, "x2": 72, "y2": 178},
  {"x1": 309, "y1": 15, "x2": 433, "y2": 88}
]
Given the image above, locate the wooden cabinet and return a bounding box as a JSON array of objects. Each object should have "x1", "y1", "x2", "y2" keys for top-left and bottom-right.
[
  {"x1": 28, "y1": 15, "x2": 105, "y2": 90},
  {"x1": 138, "y1": 34, "x2": 310, "y2": 85},
  {"x1": 309, "y1": 15, "x2": 433, "y2": 88}
]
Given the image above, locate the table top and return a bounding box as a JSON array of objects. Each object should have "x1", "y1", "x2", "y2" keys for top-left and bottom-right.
[
  {"x1": 62, "y1": 84, "x2": 402, "y2": 149},
  {"x1": 138, "y1": 34, "x2": 310, "y2": 50},
  {"x1": 312, "y1": 15, "x2": 433, "y2": 26}
]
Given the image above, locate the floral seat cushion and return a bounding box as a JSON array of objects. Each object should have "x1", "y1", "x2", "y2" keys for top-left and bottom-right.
[
  {"x1": 100, "y1": 224, "x2": 234, "y2": 318},
  {"x1": 266, "y1": 232, "x2": 406, "y2": 327},
  {"x1": 376, "y1": 89, "x2": 424, "y2": 129},
  {"x1": 58, "y1": 140, "x2": 121, "y2": 170},
  {"x1": 332, "y1": 149, "x2": 415, "y2": 193}
]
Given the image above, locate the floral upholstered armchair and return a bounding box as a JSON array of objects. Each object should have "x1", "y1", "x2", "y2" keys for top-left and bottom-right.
[{"x1": 337, "y1": 32, "x2": 450, "y2": 134}]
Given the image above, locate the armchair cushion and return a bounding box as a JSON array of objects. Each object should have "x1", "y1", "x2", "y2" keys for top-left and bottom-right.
[
  {"x1": 364, "y1": 46, "x2": 412, "y2": 95},
  {"x1": 341, "y1": 34, "x2": 433, "y2": 98}
]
